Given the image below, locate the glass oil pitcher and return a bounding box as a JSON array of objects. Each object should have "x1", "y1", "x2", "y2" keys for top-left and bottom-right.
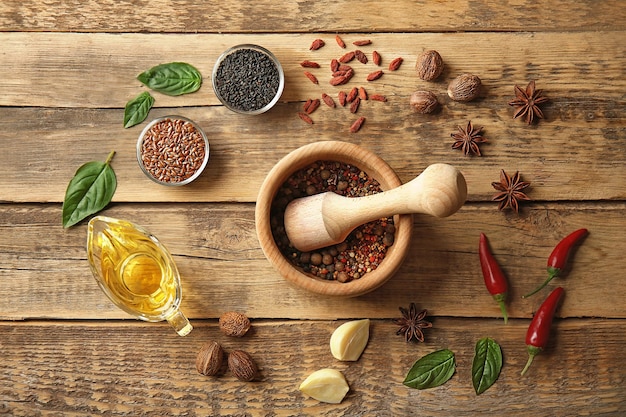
[{"x1": 86, "y1": 216, "x2": 192, "y2": 336}]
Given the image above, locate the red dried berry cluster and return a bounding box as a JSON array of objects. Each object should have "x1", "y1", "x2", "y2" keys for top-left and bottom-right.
[{"x1": 299, "y1": 36, "x2": 403, "y2": 132}]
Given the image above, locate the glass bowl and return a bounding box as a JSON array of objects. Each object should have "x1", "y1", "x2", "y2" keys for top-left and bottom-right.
[
  {"x1": 212, "y1": 44, "x2": 285, "y2": 115},
  {"x1": 137, "y1": 116, "x2": 210, "y2": 186}
]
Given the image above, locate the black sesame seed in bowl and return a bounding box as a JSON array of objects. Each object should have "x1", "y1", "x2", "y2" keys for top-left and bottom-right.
[
  {"x1": 137, "y1": 116, "x2": 209, "y2": 186},
  {"x1": 212, "y1": 44, "x2": 285, "y2": 115}
]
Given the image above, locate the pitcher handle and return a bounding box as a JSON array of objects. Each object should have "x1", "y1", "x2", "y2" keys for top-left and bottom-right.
[{"x1": 166, "y1": 309, "x2": 193, "y2": 336}]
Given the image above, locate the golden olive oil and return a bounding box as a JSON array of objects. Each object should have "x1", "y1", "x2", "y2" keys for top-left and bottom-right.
[{"x1": 87, "y1": 216, "x2": 192, "y2": 335}]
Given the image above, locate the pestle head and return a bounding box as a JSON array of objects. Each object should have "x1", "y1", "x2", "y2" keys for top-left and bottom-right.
[
  {"x1": 414, "y1": 163, "x2": 468, "y2": 218},
  {"x1": 284, "y1": 192, "x2": 346, "y2": 252}
]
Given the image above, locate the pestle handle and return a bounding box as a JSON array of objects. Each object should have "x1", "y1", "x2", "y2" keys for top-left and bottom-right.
[{"x1": 284, "y1": 163, "x2": 467, "y2": 252}]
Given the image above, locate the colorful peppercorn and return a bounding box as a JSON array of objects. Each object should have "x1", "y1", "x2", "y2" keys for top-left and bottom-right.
[{"x1": 270, "y1": 161, "x2": 395, "y2": 282}]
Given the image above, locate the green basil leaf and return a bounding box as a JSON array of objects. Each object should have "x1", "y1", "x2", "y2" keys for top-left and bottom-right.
[
  {"x1": 472, "y1": 337, "x2": 503, "y2": 395},
  {"x1": 137, "y1": 62, "x2": 202, "y2": 96},
  {"x1": 62, "y1": 151, "x2": 117, "y2": 228},
  {"x1": 124, "y1": 91, "x2": 154, "y2": 128},
  {"x1": 403, "y1": 349, "x2": 456, "y2": 389}
]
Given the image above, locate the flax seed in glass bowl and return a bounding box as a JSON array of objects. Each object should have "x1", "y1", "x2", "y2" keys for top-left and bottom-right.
[{"x1": 137, "y1": 116, "x2": 210, "y2": 186}]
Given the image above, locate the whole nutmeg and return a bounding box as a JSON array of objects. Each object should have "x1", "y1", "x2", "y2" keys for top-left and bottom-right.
[
  {"x1": 415, "y1": 50, "x2": 444, "y2": 81},
  {"x1": 219, "y1": 311, "x2": 251, "y2": 337},
  {"x1": 447, "y1": 74, "x2": 482, "y2": 102},
  {"x1": 228, "y1": 350, "x2": 258, "y2": 382},
  {"x1": 196, "y1": 340, "x2": 224, "y2": 376},
  {"x1": 409, "y1": 91, "x2": 439, "y2": 114}
]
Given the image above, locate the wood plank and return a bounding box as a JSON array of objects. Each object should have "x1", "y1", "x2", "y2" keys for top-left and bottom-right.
[
  {"x1": 1, "y1": 203, "x2": 623, "y2": 320},
  {"x1": 1, "y1": 0, "x2": 625, "y2": 33},
  {"x1": 1, "y1": 2, "x2": 624, "y2": 416},
  {"x1": 1, "y1": 32, "x2": 625, "y2": 108},
  {"x1": 0, "y1": 32, "x2": 623, "y2": 203},
  {"x1": 1, "y1": 319, "x2": 624, "y2": 416},
  {"x1": 0, "y1": 103, "x2": 624, "y2": 203}
]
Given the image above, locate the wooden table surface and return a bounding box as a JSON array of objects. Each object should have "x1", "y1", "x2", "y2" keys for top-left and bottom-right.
[{"x1": 1, "y1": 1, "x2": 625, "y2": 416}]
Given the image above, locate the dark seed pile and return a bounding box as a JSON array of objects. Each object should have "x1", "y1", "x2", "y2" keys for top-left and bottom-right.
[
  {"x1": 214, "y1": 48, "x2": 280, "y2": 112},
  {"x1": 270, "y1": 161, "x2": 395, "y2": 282}
]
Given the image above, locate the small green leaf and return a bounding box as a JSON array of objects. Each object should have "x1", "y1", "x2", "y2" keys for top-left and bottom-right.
[
  {"x1": 124, "y1": 91, "x2": 154, "y2": 128},
  {"x1": 403, "y1": 349, "x2": 456, "y2": 389},
  {"x1": 472, "y1": 337, "x2": 503, "y2": 395},
  {"x1": 137, "y1": 62, "x2": 202, "y2": 96},
  {"x1": 62, "y1": 151, "x2": 117, "y2": 228}
]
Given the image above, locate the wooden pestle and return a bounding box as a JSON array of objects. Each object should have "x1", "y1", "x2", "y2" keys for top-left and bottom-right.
[{"x1": 284, "y1": 163, "x2": 467, "y2": 252}]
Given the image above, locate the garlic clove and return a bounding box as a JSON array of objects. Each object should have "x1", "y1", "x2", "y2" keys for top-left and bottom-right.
[
  {"x1": 299, "y1": 368, "x2": 350, "y2": 404},
  {"x1": 329, "y1": 318, "x2": 370, "y2": 361}
]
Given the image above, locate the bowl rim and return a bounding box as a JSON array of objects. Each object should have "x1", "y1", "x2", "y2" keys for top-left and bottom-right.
[
  {"x1": 255, "y1": 140, "x2": 413, "y2": 297},
  {"x1": 212, "y1": 44, "x2": 285, "y2": 115},
  {"x1": 136, "y1": 115, "x2": 210, "y2": 186}
]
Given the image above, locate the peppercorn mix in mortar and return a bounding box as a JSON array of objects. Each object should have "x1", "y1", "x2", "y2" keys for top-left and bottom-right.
[{"x1": 270, "y1": 161, "x2": 395, "y2": 282}]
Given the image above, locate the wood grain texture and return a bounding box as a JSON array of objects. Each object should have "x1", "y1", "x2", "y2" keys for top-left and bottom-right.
[
  {"x1": 1, "y1": 320, "x2": 624, "y2": 416},
  {"x1": 1, "y1": 1, "x2": 625, "y2": 415},
  {"x1": 0, "y1": 102, "x2": 624, "y2": 203},
  {"x1": 1, "y1": 203, "x2": 623, "y2": 320},
  {"x1": 0, "y1": 32, "x2": 623, "y2": 203},
  {"x1": 1, "y1": 0, "x2": 625, "y2": 33},
  {"x1": 1, "y1": 32, "x2": 625, "y2": 108}
]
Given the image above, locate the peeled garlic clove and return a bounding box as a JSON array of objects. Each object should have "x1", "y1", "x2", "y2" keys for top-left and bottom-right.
[
  {"x1": 299, "y1": 368, "x2": 350, "y2": 404},
  {"x1": 330, "y1": 318, "x2": 370, "y2": 361}
]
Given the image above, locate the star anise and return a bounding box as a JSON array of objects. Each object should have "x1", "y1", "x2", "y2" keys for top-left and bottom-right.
[
  {"x1": 451, "y1": 120, "x2": 487, "y2": 156},
  {"x1": 393, "y1": 302, "x2": 432, "y2": 343},
  {"x1": 491, "y1": 169, "x2": 531, "y2": 213},
  {"x1": 508, "y1": 80, "x2": 549, "y2": 124}
]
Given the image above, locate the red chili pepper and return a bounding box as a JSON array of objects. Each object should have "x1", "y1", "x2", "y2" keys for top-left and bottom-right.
[
  {"x1": 479, "y1": 233, "x2": 509, "y2": 324},
  {"x1": 523, "y1": 228, "x2": 588, "y2": 298},
  {"x1": 521, "y1": 286, "x2": 564, "y2": 376}
]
